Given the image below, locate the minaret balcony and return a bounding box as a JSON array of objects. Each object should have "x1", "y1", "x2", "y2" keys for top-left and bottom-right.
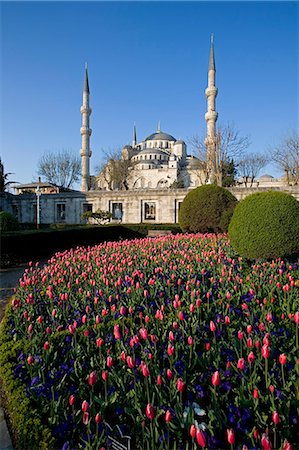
[
  {"x1": 80, "y1": 148, "x2": 92, "y2": 157},
  {"x1": 80, "y1": 106, "x2": 92, "y2": 115},
  {"x1": 205, "y1": 111, "x2": 218, "y2": 121},
  {"x1": 80, "y1": 127, "x2": 92, "y2": 136},
  {"x1": 205, "y1": 87, "x2": 218, "y2": 97}
]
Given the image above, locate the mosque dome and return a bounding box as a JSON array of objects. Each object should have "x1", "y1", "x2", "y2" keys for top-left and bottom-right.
[{"x1": 145, "y1": 131, "x2": 176, "y2": 142}]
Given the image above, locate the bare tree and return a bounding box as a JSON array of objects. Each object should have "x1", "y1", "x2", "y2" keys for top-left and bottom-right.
[
  {"x1": 37, "y1": 151, "x2": 81, "y2": 188},
  {"x1": 269, "y1": 131, "x2": 299, "y2": 185},
  {"x1": 96, "y1": 148, "x2": 136, "y2": 190},
  {"x1": 0, "y1": 158, "x2": 17, "y2": 192},
  {"x1": 189, "y1": 123, "x2": 251, "y2": 186},
  {"x1": 238, "y1": 153, "x2": 268, "y2": 187}
]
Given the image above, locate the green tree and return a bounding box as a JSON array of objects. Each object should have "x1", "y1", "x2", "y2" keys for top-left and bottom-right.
[{"x1": 0, "y1": 158, "x2": 16, "y2": 192}]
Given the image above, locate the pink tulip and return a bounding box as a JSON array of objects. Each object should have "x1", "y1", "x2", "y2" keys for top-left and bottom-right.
[
  {"x1": 167, "y1": 369, "x2": 173, "y2": 380},
  {"x1": 247, "y1": 352, "x2": 255, "y2": 363},
  {"x1": 187, "y1": 336, "x2": 194, "y2": 346},
  {"x1": 27, "y1": 355, "x2": 34, "y2": 365},
  {"x1": 190, "y1": 424, "x2": 196, "y2": 438},
  {"x1": 83, "y1": 411, "x2": 89, "y2": 425},
  {"x1": 261, "y1": 433, "x2": 272, "y2": 450},
  {"x1": 95, "y1": 413, "x2": 102, "y2": 424},
  {"x1": 210, "y1": 321, "x2": 216, "y2": 332},
  {"x1": 82, "y1": 400, "x2": 90, "y2": 412},
  {"x1": 279, "y1": 353, "x2": 287, "y2": 365},
  {"x1": 96, "y1": 337, "x2": 104, "y2": 347},
  {"x1": 126, "y1": 356, "x2": 134, "y2": 368},
  {"x1": 237, "y1": 358, "x2": 245, "y2": 370},
  {"x1": 69, "y1": 395, "x2": 75, "y2": 406},
  {"x1": 102, "y1": 370, "x2": 108, "y2": 381},
  {"x1": 272, "y1": 411, "x2": 279, "y2": 424},
  {"x1": 261, "y1": 344, "x2": 270, "y2": 359},
  {"x1": 157, "y1": 375, "x2": 163, "y2": 385},
  {"x1": 167, "y1": 345, "x2": 174, "y2": 356},
  {"x1": 107, "y1": 356, "x2": 113, "y2": 367},
  {"x1": 113, "y1": 325, "x2": 121, "y2": 340},
  {"x1": 165, "y1": 410, "x2": 172, "y2": 423}
]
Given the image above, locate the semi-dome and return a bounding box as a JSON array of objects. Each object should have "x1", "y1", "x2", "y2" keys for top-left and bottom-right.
[{"x1": 145, "y1": 131, "x2": 176, "y2": 142}]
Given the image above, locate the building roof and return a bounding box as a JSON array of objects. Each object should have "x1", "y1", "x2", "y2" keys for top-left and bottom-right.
[
  {"x1": 145, "y1": 131, "x2": 176, "y2": 142},
  {"x1": 137, "y1": 148, "x2": 169, "y2": 156},
  {"x1": 15, "y1": 182, "x2": 57, "y2": 188}
]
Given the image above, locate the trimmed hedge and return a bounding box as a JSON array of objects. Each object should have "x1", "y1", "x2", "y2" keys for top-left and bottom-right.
[
  {"x1": 228, "y1": 191, "x2": 299, "y2": 259},
  {"x1": 0, "y1": 224, "x2": 181, "y2": 268},
  {"x1": 179, "y1": 185, "x2": 237, "y2": 233},
  {"x1": 0, "y1": 302, "x2": 56, "y2": 449}
]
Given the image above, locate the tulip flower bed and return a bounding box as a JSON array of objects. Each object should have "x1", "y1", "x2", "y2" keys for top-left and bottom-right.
[{"x1": 1, "y1": 233, "x2": 299, "y2": 449}]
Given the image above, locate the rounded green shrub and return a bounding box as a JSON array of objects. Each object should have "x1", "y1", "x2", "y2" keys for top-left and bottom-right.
[
  {"x1": 179, "y1": 185, "x2": 238, "y2": 233},
  {"x1": 228, "y1": 191, "x2": 299, "y2": 259},
  {"x1": 0, "y1": 211, "x2": 19, "y2": 232}
]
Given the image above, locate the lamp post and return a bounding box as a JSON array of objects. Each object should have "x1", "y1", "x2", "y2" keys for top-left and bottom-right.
[{"x1": 36, "y1": 185, "x2": 41, "y2": 229}]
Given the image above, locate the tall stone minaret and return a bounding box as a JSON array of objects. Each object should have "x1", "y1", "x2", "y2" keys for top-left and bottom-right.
[
  {"x1": 204, "y1": 34, "x2": 218, "y2": 184},
  {"x1": 80, "y1": 64, "x2": 92, "y2": 191}
]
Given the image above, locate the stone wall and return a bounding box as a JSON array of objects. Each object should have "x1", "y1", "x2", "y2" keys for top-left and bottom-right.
[{"x1": 1, "y1": 185, "x2": 299, "y2": 225}]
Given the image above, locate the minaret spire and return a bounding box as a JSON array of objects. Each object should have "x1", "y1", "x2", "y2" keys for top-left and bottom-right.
[
  {"x1": 132, "y1": 122, "x2": 137, "y2": 147},
  {"x1": 157, "y1": 121, "x2": 161, "y2": 132},
  {"x1": 204, "y1": 33, "x2": 218, "y2": 184},
  {"x1": 80, "y1": 64, "x2": 92, "y2": 191}
]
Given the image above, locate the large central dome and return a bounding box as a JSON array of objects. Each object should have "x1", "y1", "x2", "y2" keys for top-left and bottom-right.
[{"x1": 145, "y1": 131, "x2": 176, "y2": 142}]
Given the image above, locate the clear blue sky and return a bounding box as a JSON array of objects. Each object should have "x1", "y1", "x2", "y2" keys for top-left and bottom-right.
[{"x1": 1, "y1": 1, "x2": 298, "y2": 188}]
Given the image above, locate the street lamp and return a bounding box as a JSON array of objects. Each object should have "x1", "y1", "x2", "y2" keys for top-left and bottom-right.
[{"x1": 36, "y1": 184, "x2": 41, "y2": 229}]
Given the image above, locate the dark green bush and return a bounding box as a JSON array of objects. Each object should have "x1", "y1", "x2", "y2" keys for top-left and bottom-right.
[
  {"x1": 0, "y1": 211, "x2": 19, "y2": 232},
  {"x1": 179, "y1": 185, "x2": 237, "y2": 233},
  {"x1": 228, "y1": 191, "x2": 299, "y2": 259}
]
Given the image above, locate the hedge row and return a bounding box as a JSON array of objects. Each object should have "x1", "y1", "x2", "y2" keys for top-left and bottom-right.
[
  {"x1": 0, "y1": 303, "x2": 56, "y2": 449},
  {"x1": 0, "y1": 224, "x2": 181, "y2": 268}
]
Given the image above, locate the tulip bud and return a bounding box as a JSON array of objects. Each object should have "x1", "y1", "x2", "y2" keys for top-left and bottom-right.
[
  {"x1": 157, "y1": 375, "x2": 163, "y2": 385},
  {"x1": 165, "y1": 410, "x2": 172, "y2": 423},
  {"x1": 88, "y1": 371, "x2": 97, "y2": 386},
  {"x1": 253, "y1": 388, "x2": 259, "y2": 399},
  {"x1": 102, "y1": 370, "x2": 108, "y2": 381},
  {"x1": 261, "y1": 433, "x2": 272, "y2": 450},
  {"x1": 83, "y1": 411, "x2": 89, "y2": 425},
  {"x1": 279, "y1": 353, "x2": 287, "y2": 365},
  {"x1": 210, "y1": 321, "x2": 216, "y2": 332},
  {"x1": 190, "y1": 424, "x2": 196, "y2": 438},
  {"x1": 43, "y1": 341, "x2": 49, "y2": 351},
  {"x1": 82, "y1": 400, "x2": 90, "y2": 412},
  {"x1": 211, "y1": 370, "x2": 220, "y2": 386},
  {"x1": 237, "y1": 330, "x2": 244, "y2": 340},
  {"x1": 69, "y1": 395, "x2": 75, "y2": 406},
  {"x1": 176, "y1": 378, "x2": 185, "y2": 392},
  {"x1": 95, "y1": 413, "x2": 102, "y2": 424},
  {"x1": 227, "y1": 428, "x2": 235, "y2": 445},
  {"x1": 272, "y1": 411, "x2": 279, "y2": 424},
  {"x1": 27, "y1": 355, "x2": 34, "y2": 365},
  {"x1": 167, "y1": 369, "x2": 173, "y2": 380},
  {"x1": 187, "y1": 336, "x2": 194, "y2": 346},
  {"x1": 107, "y1": 356, "x2": 113, "y2": 367},
  {"x1": 196, "y1": 429, "x2": 206, "y2": 447},
  {"x1": 145, "y1": 403, "x2": 155, "y2": 420}
]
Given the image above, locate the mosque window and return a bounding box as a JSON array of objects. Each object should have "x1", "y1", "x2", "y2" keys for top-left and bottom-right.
[
  {"x1": 112, "y1": 203, "x2": 123, "y2": 221},
  {"x1": 144, "y1": 202, "x2": 156, "y2": 220},
  {"x1": 82, "y1": 203, "x2": 93, "y2": 214},
  {"x1": 56, "y1": 203, "x2": 66, "y2": 222}
]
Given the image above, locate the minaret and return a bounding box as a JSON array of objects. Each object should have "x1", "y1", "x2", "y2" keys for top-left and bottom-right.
[
  {"x1": 80, "y1": 64, "x2": 92, "y2": 191},
  {"x1": 204, "y1": 34, "x2": 218, "y2": 184},
  {"x1": 132, "y1": 122, "x2": 137, "y2": 147}
]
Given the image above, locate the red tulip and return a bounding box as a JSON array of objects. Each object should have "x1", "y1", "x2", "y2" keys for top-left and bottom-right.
[
  {"x1": 247, "y1": 337, "x2": 253, "y2": 348},
  {"x1": 206, "y1": 342, "x2": 211, "y2": 351},
  {"x1": 210, "y1": 321, "x2": 216, "y2": 332},
  {"x1": 261, "y1": 344, "x2": 270, "y2": 359},
  {"x1": 82, "y1": 400, "x2": 90, "y2": 412},
  {"x1": 167, "y1": 345, "x2": 175, "y2": 356},
  {"x1": 294, "y1": 311, "x2": 299, "y2": 324},
  {"x1": 88, "y1": 370, "x2": 97, "y2": 386},
  {"x1": 83, "y1": 411, "x2": 89, "y2": 425},
  {"x1": 247, "y1": 351, "x2": 255, "y2": 363},
  {"x1": 253, "y1": 388, "x2": 259, "y2": 399},
  {"x1": 176, "y1": 378, "x2": 185, "y2": 392},
  {"x1": 211, "y1": 370, "x2": 220, "y2": 386},
  {"x1": 272, "y1": 411, "x2": 279, "y2": 424},
  {"x1": 145, "y1": 403, "x2": 155, "y2": 420},
  {"x1": 102, "y1": 370, "x2": 108, "y2": 381},
  {"x1": 27, "y1": 355, "x2": 34, "y2": 365},
  {"x1": 141, "y1": 364, "x2": 150, "y2": 377},
  {"x1": 237, "y1": 330, "x2": 244, "y2": 340},
  {"x1": 178, "y1": 311, "x2": 184, "y2": 321},
  {"x1": 69, "y1": 395, "x2": 75, "y2": 406},
  {"x1": 139, "y1": 327, "x2": 148, "y2": 339},
  {"x1": 167, "y1": 369, "x2": 173, "y2": 380},
  {"x1": 261, "y1": 433, "x2": 272, "y2": 450},
  {"x1": 283, "y1": 439, "x2": 292, "y2": 450},
  {"x1": 126, "y1": 356, "x2": 134, "y2": 368},
  {"x1": 107, "y1": 356, "x2": 113, "y2": 367},
  {"x1": 190, "y1": 424, "x2": 196, "y2": 438},
  {"x1": 96, "y1": 337, "x2": 104, "y2": 347},
  {"x1": 227, "y1": 428, "x2": 235, "y2": 445},
  {"x1": 43, "y1": 341, "x2": 49, "y2": 350},
  {"x1": 196, "y1": 429, "x2": 206, "y2": 447},
  {"x1": 279, "y1": 353, "x2": 287, "y2": 365},
  {"x1": 187, "y1": 336, "x2": 194, "y2": 346},
  {"x1": 157, "y1": 375, "x2": 163, "y2": 385},
  {"x1": 165, "y1": 410, "x2": 172, "y2": 423},
  {"x1": 113, "y1": 325, "x2": 121, "y2": 340},
  {"x1": 237, "y1": 358, "x2": 245, "y2": 370},
  {"x1": 95, "y1": 413, "x2": 102, "y2": 424}
]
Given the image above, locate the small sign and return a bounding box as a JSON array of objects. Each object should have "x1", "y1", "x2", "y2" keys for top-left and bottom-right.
[{"x1": 106, "y1": 423, "x2": 131, "y2": 450}]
